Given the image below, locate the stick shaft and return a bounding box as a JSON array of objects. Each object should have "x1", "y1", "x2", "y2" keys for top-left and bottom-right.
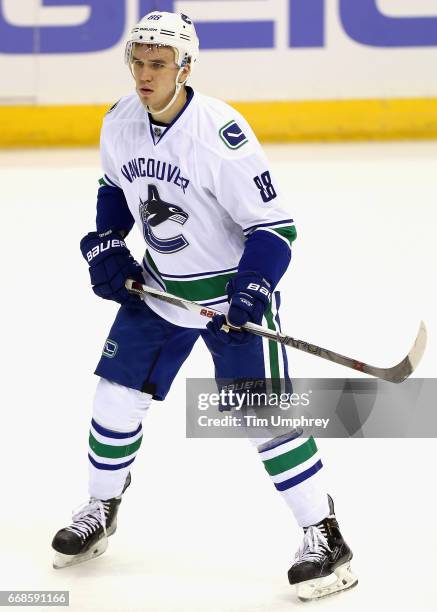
[{"x1": 125, "y1": 280, "x2": 426, "y2": 383}]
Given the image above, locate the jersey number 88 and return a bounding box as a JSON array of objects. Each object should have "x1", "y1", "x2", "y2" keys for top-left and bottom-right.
[{"x1": 253, "y1": 171, "x2": 277, "y2": 203}]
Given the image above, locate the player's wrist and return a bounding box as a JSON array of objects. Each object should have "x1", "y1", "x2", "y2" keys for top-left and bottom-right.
[
  {"x1": 80, "y1": 230, "x2": 128, "y2": 265},
  {"x1": 226, "y1": 271, "x2": 272, "y2": 309},
  {"x1": 80, "y1": 229, "x2": 143, "y2": 306}
]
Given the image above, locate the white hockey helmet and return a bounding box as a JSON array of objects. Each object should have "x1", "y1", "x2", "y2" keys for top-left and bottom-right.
[{"x1": 124, "y1": 11, "x2": 199, "y2": 69}]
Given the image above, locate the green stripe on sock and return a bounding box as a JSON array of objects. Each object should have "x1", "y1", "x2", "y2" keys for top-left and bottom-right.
[
  {"x1": 262, "y1": 436, "x2": 318, "y2": 476},
  {"x1": 89, "y1": 432, "x2": 143, "y2": 459}
]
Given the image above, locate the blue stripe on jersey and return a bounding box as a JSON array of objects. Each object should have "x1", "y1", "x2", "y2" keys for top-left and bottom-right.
[
  {"x1": 88, "y1": 454, "x2": 136, "y2": 471},
  {"x1": 201, "y1": 297, "x2": 228, "y2": 307},
  {"x1": 274, "y1": 460, "x2": 323, "y2": 491},
  {"x1": 243, "y1": 219, "x2": 294, "y2": 234},
  {"x1": 104, "y1": 173, "x2": 119, "y2": 188},
  {"x1": 159, "y1": 266, "x2": 238, "y2": 280},
  {"x1": 142, "y1": 257, "x2": 167, "y2": 290},
  {"x1": 91, "y1": 418, "x2": 142, "y2": 440}
]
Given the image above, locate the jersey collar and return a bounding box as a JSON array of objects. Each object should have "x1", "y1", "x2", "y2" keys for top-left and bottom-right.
[{"x1": 146, "y1": 86, "x2": 195, "y2": 147}]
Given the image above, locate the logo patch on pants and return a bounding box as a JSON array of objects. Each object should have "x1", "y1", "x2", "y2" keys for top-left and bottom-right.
[{"x1": 103, "y1": 339, "x2": 118, "y2": 358}]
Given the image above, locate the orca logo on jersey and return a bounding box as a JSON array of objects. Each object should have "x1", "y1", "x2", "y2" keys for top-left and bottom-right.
[{"x1": 139, "y1": 185, "x2": 189, "y2": 254}]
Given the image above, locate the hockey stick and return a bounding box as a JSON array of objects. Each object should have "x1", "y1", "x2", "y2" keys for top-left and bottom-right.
[{"x1": 125, "y1": 280, "x2": 427, "y2": 383}]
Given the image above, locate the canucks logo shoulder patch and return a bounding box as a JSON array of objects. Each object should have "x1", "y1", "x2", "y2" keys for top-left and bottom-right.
[{"x1": 219, "y1": 120, "x2": 248, "y2": 150}]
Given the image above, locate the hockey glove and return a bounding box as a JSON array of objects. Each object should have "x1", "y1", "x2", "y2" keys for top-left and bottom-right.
[
  {"x1": 207, "y1": 272, "x2": 271, "y2": 345},
  {"x1": 80, "y1": 230, "x2": 144, "y2": 306}
]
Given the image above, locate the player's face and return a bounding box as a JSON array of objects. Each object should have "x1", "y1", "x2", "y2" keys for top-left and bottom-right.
[{"x1": 131, "y1": 44, "x2": 188, "y2": 111}]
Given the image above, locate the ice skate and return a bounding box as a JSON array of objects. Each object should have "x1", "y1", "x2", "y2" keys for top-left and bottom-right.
[
  {"x1": 52, "y1": 473, "x2": 131, "y2": 569},
  {"x1": 288, "y1": 495, "x2": 358, "y2": 601}
]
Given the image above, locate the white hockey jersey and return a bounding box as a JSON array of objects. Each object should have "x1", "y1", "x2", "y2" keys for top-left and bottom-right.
[{"x1": 100, "y1": 89, "x2": 295, "y2": 328}]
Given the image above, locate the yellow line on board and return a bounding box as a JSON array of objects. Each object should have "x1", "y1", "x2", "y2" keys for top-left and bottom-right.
[
  {"x1": 232, "y1": 98, "x2": 437, "y2": 142},
  {"x1": 0, "y1": 98, "x2": 436, "y2": 147},
  {"x1": 0, "y1": 104, "x2": 107, "y2": 148}
]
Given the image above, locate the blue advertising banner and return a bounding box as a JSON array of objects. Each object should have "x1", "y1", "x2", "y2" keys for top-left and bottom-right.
[{"x1": 1, "y1": 0, "x2": 436, "y2": 54}]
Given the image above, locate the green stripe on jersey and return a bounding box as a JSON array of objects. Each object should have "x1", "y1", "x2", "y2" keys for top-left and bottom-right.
[
  {"x1": 263, "y1": 437, "x2": 318, "y2": 476},
  {"x1": 272, "y1": 225, "x2": 297, "y2": 245},
  {"x1": 145, "y1": 251, "x2": 236, "y2": 302},
  {"x1": 98, "y1": 177, "x2": 109, "y2": 187},
  {"x1": 89, "y1": 432, "x2": 143, "y2": 459},
  {"x1": 145, "y1": 251, "x2": 162, "y2": 278},
  {"x1": 165, "y1": 273, "x2": 234, "y2": 302}
]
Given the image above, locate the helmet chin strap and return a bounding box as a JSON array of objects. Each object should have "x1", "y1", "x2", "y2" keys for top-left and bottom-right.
[{"x1": 147, "y1": 66, "x2": 187, "y2": 117}]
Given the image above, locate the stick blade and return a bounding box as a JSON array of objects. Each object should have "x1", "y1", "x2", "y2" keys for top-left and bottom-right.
[
  {"x1": 408, "y1": 320, "x2": 427, "y2": 372},
  {"x1": 381, "y1": 320, "x2": 427, "y2": 383}
]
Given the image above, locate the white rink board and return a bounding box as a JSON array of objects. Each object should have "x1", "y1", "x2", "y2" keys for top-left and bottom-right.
[{"x1": 1, "y1": 0, "x2": 437, "y2": 104}]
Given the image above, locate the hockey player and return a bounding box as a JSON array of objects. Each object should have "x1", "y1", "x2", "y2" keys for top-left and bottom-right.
[{"x1": 51, "y1": 11, "x2": 357, "y2": 601}]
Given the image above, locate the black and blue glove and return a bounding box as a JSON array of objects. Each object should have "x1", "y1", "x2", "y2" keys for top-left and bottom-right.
[
  {"x1": 80, "y1": 230, "x2": 144, "y2": 305},
  {"x1": 207, "y1": 271, "x2": 271, "y2": 345}
]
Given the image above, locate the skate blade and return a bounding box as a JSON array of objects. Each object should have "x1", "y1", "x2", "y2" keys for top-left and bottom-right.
[
  {"x1": 296, "y1": 562, "x2": 358, "y2": 602},
  {"x1": 53, "y1": 535, "x2": 109, "y2": 569}
]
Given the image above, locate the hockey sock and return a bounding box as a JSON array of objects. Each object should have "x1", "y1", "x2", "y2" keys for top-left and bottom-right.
[
  {"x1": 253, "y1": 431, "x2": 330, "y2": 527},
  {"x1": 88, "y1": 378, "x2": 152, "y2": 500}
]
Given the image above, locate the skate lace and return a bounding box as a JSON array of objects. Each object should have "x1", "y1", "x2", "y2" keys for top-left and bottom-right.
[
  {"x1": 296, "y1": 525, "x2": 331, "y2": 564},
  {"x1": 65, "y1": 498, "x2": 110, "y2": 541}
]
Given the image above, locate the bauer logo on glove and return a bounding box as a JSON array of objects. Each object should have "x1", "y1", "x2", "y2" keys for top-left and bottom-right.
[
  {"x1": 86, "y1": 238, "x2": 127, "y2": 263},
  {"x1": 80, "y1": 230, "x2": 144, "y2": 306},
  {"x1": 246, "y1": 281, "x2": 272, "y2": 301},
  {"x1": 207, "y1": 271, "x2": 272, "y2": 345}
]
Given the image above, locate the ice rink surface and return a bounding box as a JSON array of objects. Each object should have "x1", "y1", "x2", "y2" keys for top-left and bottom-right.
[{"x1": 1, "y1": 142, "x2": 436, "y2": 611}]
